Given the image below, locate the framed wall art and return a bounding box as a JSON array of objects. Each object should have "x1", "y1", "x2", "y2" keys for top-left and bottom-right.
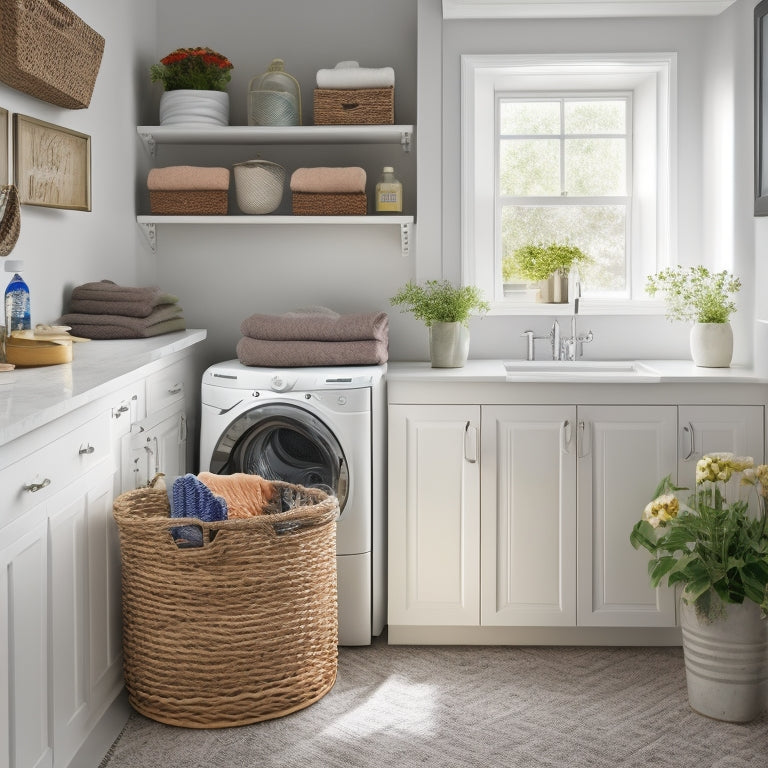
[
  {"x1": 756, "y1": 0, "x2": 768, "y2": 215},
  {"x1": 12, "y1": 113, "x2": 91, "y2": 211},
  {"x1": 0, "y1": 107, "x2": 9, "y2": 185}
]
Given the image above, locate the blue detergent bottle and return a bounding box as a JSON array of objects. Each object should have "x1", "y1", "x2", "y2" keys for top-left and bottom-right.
[{"x1": 4, "y1": 260, "x2": 31, "y2": 332}]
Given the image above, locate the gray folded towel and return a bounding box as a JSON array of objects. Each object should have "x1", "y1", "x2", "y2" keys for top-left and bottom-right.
[
  {"x1": 236, "y1": 336, "x2": 388, "y2": 367},
  {"x1": 69, "y1": 295, "x2": 179, "y2": 318},
  {"x1": 241, "y1": 307, "x2": 389, "y2": 342},
  {"x1": 71, "y1": 280, "x2": 166, "y2": 302},
  {"x1": 57, "y1": 304, "x2": 186, "y2": 339}
]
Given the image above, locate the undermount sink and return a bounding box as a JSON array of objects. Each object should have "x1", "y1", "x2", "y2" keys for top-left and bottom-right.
[{"x1": 503, "y1": 360, "x2": 661, "y2": 381}]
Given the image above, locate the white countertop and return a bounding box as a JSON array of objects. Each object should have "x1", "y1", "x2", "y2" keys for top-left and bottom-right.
[
  {"x1": 386, "y1": 359, "x2": 768, "y2": 384},
  {"x1": 0, "y1": 330, "x2": 207, "y2": 447}
]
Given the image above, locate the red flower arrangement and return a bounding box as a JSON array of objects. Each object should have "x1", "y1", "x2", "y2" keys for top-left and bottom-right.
[{"x1": 150, "y1": 47, "x2": 234, "y2": 92}]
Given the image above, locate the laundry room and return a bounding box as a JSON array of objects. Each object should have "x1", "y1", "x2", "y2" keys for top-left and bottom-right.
[{"x1": 1, "y1": 1, "x2": 768, "y2": 767}]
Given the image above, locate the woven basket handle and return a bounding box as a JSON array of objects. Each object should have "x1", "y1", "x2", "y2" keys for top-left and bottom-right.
[
  {"x1": 36, "y1": 0, "x2": 77, "y2": 31},
  {"x1": 340, "y1": 101, "x2": 360, "y2": 112}
]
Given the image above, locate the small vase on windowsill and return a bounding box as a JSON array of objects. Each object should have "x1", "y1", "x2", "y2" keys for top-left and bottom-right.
[{"x1": 538, "y1": 269, "x2": 569, "y2": 304}]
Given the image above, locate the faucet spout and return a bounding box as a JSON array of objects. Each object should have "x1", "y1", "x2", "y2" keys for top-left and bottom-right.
[{"x1": 551, "y1": 320, "x2": 560, "y2": 360}]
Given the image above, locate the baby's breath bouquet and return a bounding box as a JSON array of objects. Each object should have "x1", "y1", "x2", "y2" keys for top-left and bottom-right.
[
  {"x1": 645, "y1": 266, "x2": 741, "y2": 324},
  {"x1": 630, "y1": 453, "x2": 768, "y2": 621},
  {"x1": 150, "y1": 47, "x2": 234, "y2": 92},
  {"x1": 390, "y1": 280, "x2": 490, "y2": 327}
]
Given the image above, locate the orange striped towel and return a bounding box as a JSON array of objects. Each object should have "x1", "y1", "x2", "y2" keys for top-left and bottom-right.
[{"x1": 198, "y1": 472, "x2": 279, "y2": 518}]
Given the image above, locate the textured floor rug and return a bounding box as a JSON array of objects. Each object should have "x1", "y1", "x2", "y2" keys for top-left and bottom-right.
[{"x1": 100, "y1": 636, "x2": 768, "y2": 768}]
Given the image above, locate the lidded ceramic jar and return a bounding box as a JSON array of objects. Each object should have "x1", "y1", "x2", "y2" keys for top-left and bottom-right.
[{"x1": 248, "y1": 58, "x2": 302, "y2": 126}]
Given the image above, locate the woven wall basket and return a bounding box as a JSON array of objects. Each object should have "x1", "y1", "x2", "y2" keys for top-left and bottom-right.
[
  {"x1": 113, "y1": 483, "x2": 339, "y2": 728},
  {"x1": 0, "y1": 185, "x2": 21, "y2": 257},
  {"x1": 0, "y1": 0, "x2": 105, "y2": 109}
]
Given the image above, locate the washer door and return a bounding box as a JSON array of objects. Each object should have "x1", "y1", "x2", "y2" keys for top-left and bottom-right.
[{"x1": 209, "y1": 402, "x2": 349, "y2": 511}]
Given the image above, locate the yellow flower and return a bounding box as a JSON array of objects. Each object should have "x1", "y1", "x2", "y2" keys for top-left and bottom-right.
[{"x1": 642, "y1": 493, "x2": 680, "y2": 528}]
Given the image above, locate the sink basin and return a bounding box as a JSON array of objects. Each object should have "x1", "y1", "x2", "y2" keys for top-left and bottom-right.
[{"x1": 503, "y1": 360, "x2": 660, "y2": 382}]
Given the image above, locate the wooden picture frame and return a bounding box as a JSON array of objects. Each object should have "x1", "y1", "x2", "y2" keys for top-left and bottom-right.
[
  {"x1": 0, "y1": 107, "x2": 8, "y2": 186},
  {"x1": 12, "y1": 113, "x2": 91, "y2": 211},
  {"x1": 756, "y1": 0, "x2": 768, "y2": 215}
]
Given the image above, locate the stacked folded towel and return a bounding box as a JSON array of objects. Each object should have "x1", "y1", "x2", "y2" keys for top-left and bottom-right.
[
  {"x1": 237, "y1": 306, "x2": 389, "y2": 367},
  {"x1": 316, "y1": 61, "x2": 395, "y2": 90},
  {"x1": 290, "y1": 166, "x2": 366, "y2": 194},
  {"x1": 58, "y1": 280, "x2": 186, "y2": 339}
]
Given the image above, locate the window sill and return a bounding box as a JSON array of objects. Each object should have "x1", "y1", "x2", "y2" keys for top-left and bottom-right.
[{"x1": 487, "y1": 299, "x2": 667, "y2": 317}]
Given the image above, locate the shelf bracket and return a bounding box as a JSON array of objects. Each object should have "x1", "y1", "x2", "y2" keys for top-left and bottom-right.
[
  {"x1": 138, "y1": 222, "x2": 157, "y2": 252},
  {"x1": 400, "y1": 222, "x2": 411, "y2": 257},
  {"x1": 401, "y1": 130, "x2": 412, "y2": 153},
  {"x1": 138, "y1": 131, "x2": 156, "y2": 158}
]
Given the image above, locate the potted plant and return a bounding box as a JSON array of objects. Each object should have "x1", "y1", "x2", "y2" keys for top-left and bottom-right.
[
  {"x1": 150, "y1": 47, "x2": 234, "y2": 126},
  {"x1": 390, "y1": 280, "x2": 490, "y2": 368},
  {"x1": 629, "y1": 453, "x2": 768, "y2": 722},
  {"x1": 645, "y1": 266, "x2": 741, "y2": 367},
  {"x1": 504, "y1": 243, "x2": 590, "y2": 304}
]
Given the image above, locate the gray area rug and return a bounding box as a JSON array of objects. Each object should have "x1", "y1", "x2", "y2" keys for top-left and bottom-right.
[{"x1": 100, "y1": 636, "x2": 768, "y2": 768}]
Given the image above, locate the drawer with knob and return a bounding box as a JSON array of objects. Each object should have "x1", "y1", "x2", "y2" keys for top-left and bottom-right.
[{"x1": 0, "y1": 412, "x2": 111, "y2": 526}]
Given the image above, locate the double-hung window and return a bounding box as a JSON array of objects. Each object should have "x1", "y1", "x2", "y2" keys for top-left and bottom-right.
[{"x1": 462, "y1": 54, "x2": 676, "y2": 312}]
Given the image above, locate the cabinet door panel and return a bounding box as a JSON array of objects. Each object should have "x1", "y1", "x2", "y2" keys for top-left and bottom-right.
[
  {"x1": 577, "y1": 405, "x2": 677, "y2": 627},
  {"x1": 678, "y1": 405, "x2": 765, "y2": 486},
  {"x1": 388, "y1": 405, "x2": 480, "y2": 626},
  {"x1": 0, "y1": 520, "x2": 52, "y2": 768},
  {"x1": 481, "y1": 406, "x2": 576, "y2": 626}
]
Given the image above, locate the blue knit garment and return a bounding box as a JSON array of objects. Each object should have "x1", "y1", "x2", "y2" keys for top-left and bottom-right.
[{"x1": 170, "y1": 474, "x2": 228, "y2": 546}]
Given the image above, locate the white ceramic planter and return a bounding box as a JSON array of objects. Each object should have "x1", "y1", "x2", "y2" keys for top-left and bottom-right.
[
  {"x1": 679, "y1": 598, "x2": 768, "y2": 722},
  {"x1": 159, "y1": 90, "x2": 229, "y2": 126},
  {"x1": 689, "y1": 322, "x2": 733, "y2": 368},
  {"x1": 429, "y1": 322, "x2": 469, "y2": 368}
]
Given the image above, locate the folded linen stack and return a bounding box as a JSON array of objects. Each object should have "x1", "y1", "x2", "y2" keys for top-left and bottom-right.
[
  {"x1": 147, "y1": 165, "x2": 230, "y2": 215},
  {"x1": 313, "y1": 61, "x2": 395, "y2": 125},
  {"x1": 58, "y1": 280, "x2": 186, "y2": 339},
  {"x1": 237, "y1": 306, "x2": 389, "y2": 367},
  {"x1": 290, "y1": 166, "x2": 367, "y2": 215}
]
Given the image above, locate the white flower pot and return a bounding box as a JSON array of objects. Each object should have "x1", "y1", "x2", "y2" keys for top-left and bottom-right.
[
  {"x1": 679, "y1": 598, "x2": 768, "y2": 722},
  {"x1": 689, "y1": 322, "x2": 733, "y2": 368},
  {"x1": 429, "y1": 322, "x2": 469, "y2": 368},
  {"x1": 159, "y1": 90, "x2": 229, "y2": 126}
]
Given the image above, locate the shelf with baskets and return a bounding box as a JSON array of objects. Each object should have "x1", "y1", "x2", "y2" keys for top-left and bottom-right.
[{"x1": 136, "y1": 124, "x2": 415, "y2": 256}]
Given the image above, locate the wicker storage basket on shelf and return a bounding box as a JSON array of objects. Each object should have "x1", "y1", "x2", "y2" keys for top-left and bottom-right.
[
  {"x1": 313, "y1": 87, "x2": 394, "y2": 125},
  {"x1": 113, "y1": 482, "x2": 339, "y2": 728},
  {"x1": 149, "y1": 189, "x2": 228, "y2": 216},
  {"x1": 0, "y1": 0, "x2": 105, "y2": 109},
  {"x1": 292, "y1": 192, "x2": 367, "y2": 216}
]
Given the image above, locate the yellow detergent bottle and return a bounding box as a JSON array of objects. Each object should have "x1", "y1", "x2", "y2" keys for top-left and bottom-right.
[{"x1": 375, "y1": 166, "x2": 402, "y2": 213}]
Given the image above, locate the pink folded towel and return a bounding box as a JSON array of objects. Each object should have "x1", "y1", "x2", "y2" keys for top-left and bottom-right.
[
  {"x1": 236, "y1": 337, "x2": 388, "y2": 367},
  {"x1": 241, "y1": 307, "x2": 388, "y2": 342},
  {"x1": 147, "y1": 166, "x2": 230, "y2": 191},
  {"x1": 290, "y1": 167, "x2": 366, "y2": 194}
]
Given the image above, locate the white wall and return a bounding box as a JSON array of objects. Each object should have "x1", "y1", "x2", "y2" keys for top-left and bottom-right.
[
  {"x1": 415, "y1": 0, "x2": 756, "y2": 365},
  {"x1": 0, "y1": 0, "x2": 757, "y2": 370},
  {"x1": 0, "y1": 0, "x2": 156, "y2": 328}
]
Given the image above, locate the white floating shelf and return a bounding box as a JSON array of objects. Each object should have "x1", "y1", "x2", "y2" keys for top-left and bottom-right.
[
  {"x1": 137, "y1": 125, "x2": 414, "y2": 156},
  {"x1": 136, "y1": 215, "x2": 414, "y2": 257},
  {"x1": 441, "y1": 0, "x2": 737, "y2": 17}
]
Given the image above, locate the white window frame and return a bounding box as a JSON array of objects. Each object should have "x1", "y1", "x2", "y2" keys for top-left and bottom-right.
[{"x1": 461, "y1": 53, "x2": 677, "y2": 315}]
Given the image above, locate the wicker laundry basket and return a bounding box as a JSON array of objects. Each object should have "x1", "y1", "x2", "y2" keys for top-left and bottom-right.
[{"x1": 113, "y1": 482, "x2": 339, "y2": 728}]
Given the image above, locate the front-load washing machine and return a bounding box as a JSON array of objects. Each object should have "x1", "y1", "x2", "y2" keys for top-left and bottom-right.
[{"x1": 199, "y1": 360, "x2": 386, "y2": 645}]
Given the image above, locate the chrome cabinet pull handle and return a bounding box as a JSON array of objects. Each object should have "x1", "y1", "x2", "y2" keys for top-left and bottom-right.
[
  {"x1": 577, "y1": 420, "x2": 589, "y2": 459},
  {"x1": 168, "y1": 384, "x2": 183, "y2": 395},
  {"x1": 78, "y1": 443, "x2": 95, "y2": 455},
  {"x1": 24, "y1": 478, "x2": 51, "y2": 493},
  {"x1": 682, "y1": 422, "x2": 695, "y2": 461},
  {"x1": 561, "y1": 420, "x2": 571, "y2": 454},
  {"x1": 464, "y1": 421, "x2": 478, "y2": 463}
]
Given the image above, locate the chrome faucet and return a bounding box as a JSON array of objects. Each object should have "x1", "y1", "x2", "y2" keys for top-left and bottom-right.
[
  {"x1": 521, "y1": 321, "x2": 561, "y2": 361},
  {"x1": 559, "y1": 315, "x2": 594, "y2": 361}
]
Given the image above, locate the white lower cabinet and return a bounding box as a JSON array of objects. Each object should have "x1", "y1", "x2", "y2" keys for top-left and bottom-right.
[
  {"x1": 0, "y1": 515, "x2": 52, "y2": 768},
  {"x1": 388, "y1": 399, "x2": 765, "y2": 640},
  {"x1": 481, "y1": 405, "x2": 576, "y2": 627},
  {"x1": 388, "y1": 404, "x2": 480, "y2": 626}
]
